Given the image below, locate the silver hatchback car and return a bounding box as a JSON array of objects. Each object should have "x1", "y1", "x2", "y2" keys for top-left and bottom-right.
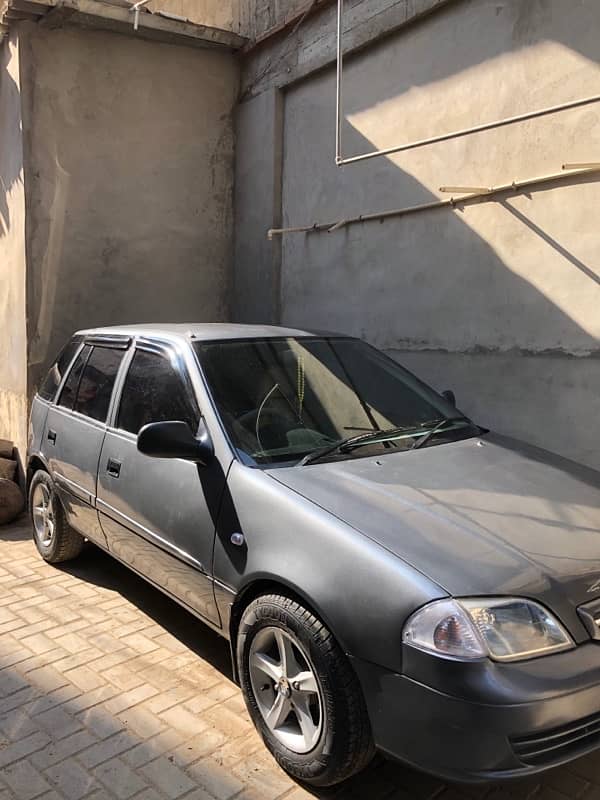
[{"x1": 28, "y1": 324, "x2": 600, "y2": 786}]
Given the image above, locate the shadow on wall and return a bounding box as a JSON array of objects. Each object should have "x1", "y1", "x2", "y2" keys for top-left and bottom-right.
[
  {"x1": 281, "y1": 0, "x2": 600, "y2": 349},
  {"x1": 283, "y1": 116, "x2": 600, "y2": 354},
  {"x1": 339, "y1": 0, "x2": 600, "y2": 149},
  {"x1": 0, "y1": 45, "x2": 22, "y2": 240},
  {"x1": 282, "y1": 120, "x2": 600, "y2": 467},
  {"x1": 279, "y1": 0, "x2": 600, "y2": 467}
]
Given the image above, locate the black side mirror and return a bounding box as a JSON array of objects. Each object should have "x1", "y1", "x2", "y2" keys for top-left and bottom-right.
[
  {"x1": 137, "y1": 420, "x2": 213, "y2": 466},
  {"x1": 441, "y1": 389, "x2": 456, "y2": 406}
]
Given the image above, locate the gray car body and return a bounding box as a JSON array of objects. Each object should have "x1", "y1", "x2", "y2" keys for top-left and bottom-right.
[{"x1": 28, "y1": 323, "x2": 600, "y2": 781}]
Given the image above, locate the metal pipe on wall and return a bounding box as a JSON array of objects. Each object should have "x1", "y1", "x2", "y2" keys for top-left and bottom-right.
[
  {"x1": 335, "y1": 0, "x2": 344, "y2": 164},
  {"x1": 267, "y1": 165, "x2": 600, "y2": 238},
  {"x1": 333, "y1": 0, "x2": 600, "y2": 166}
]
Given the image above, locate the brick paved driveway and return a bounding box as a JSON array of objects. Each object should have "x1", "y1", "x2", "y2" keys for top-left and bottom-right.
[{"x1": 1, "y1": 517, "x2": 599, "y2": 800}]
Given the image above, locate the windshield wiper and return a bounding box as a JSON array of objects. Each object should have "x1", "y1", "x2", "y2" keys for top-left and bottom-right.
[
  {"x1": 411, "y1": 415, "x2": 472, "y2": 450},
  {"x1": 298, "y1": 416, "x2": 474, "y2": 465},
  {"x1": 297, "y1": 433, "x2": 379, "y2": 466},
  {"x1": 298, "y1": 424, "x2": 431, "y2": 466}
]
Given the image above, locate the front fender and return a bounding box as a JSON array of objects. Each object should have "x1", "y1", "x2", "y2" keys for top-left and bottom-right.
[{"x1": 214, "y1": 461, "x2": 446, "y2": 674}]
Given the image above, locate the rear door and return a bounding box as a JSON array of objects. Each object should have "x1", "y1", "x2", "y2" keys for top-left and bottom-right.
[
  {"x1": 43, "y1": 338, "x2": 129, "y2": 546},
  {"x1": 96, "y1": 341, "x2": 223, "y2": 626}
]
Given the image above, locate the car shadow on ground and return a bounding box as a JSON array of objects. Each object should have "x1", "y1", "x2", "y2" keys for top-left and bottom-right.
[
  {"x1": 52, "y1": 540, "x2": 590, "y2": 800},
  {"x1": 56, "y1": 542, "x2": 450, "y2": 797},
  {"x1": 58, "y1": 542, "x2": 233, "y2": 680}
]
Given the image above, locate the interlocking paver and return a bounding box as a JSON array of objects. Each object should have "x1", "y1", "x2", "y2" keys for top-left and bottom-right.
[
  {"x1": 1, "y1": 516, "x2": 600, "y2": 800},
  {"x1": 122, "y1": 730, "x2": 183, "y2": 769},
  {"x1": 35, "y1": 706, "x2": 82, "y2": 740},
  {"x1": 0, "y1": 760, "x2": 52, "y2": 800},
  {"x1": 0, "y1": 731, "x2": 51, "y2": 769},
  {"x1": 78, "y1": 731, "x2": 137, "y2": 768},
  {"x1": 187, "y1": 758, "x2": 245, "y2": 800},
  {"x1": 44, "y1": 758, "x2": 98, "y2": 799},
  {"x1": 94, "y1": 757, "x2": 148, "y2": 799},
  {"x1": 77, "y1": 707, "x2": 126, "y2": 740},
  {"x1": 139, "y1": 756, "x2": 196, "y2": 798},
  {"x1": 30, "y1": 730, "x2": 100, "y2": 769}
]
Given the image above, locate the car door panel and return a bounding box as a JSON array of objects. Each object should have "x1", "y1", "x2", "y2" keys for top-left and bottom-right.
[
  {"x1": 96, "y1": 344, "x2": 223, "y2": 627},
  {"x1": 97, "y1": 434, "x2": 221, "y2": 624},
  {"x1": 41, "y1": 341, "x2": 128, "y2": 548},
  {"x1": 43, "y1": 403, "x2": 108, "y2": 547}
]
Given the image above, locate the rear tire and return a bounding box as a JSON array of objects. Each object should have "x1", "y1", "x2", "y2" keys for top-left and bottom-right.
[
  {"x1": 237, "y1": 593, "x2": 375, "y2": 787},
  {"x1": 29, "y1": 470, "x2": 84, "y2": 563}
]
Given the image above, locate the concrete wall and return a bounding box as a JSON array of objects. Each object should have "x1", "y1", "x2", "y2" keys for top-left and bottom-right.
[
  {"x1": 234, "y1": 0, "x2": 313, "y2": 40},
  {"x1": 0, "y1": 34, "x2": 28, "y2": 466},
  {"x1": 144, "y1": 0, "x2": 235, "y2": 30},
  {"x1": 234, "y1": 0, "x2": 600, "y2": 470},
  {"x1": 18, "y1": 23, "x2": 238, "y2": 393}
]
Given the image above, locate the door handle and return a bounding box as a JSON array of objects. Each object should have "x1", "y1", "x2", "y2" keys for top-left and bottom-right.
[
  {"x1": 47, "y1": 429, "x2": 57, "y2": 444},
  {"x1": 106, "y1": 458, "x2": 122, "y2": 477}
]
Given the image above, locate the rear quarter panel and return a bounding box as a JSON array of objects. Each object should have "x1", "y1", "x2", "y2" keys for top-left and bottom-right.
[{"x1": 27, "y1": 396, "x2": 51, "y2": 478}]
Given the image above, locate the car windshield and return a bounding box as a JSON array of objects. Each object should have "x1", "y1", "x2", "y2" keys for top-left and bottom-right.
[{"x1": 194, "y1": 337, "x2": 478, "y2": 466}]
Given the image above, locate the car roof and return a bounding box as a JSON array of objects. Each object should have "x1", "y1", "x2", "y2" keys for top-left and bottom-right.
[{"x1": 75, "y1": 323, "x2": 348, "y2": 344}]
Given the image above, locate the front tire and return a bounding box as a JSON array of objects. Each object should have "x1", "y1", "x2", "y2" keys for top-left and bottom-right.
[
  {"x1": 237, "y1": 593, "x2": 375, "y2": 787},
  {"x1": 29, "y1": 470, "x2": 84, "y2": 563}
]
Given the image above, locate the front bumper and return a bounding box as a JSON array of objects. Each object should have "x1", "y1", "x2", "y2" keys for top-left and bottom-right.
[{"x1": 351, "y1": 641, "x2": 600, "y2": 782}]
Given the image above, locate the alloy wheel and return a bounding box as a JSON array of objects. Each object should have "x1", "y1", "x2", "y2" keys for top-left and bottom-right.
[
  {"x1": 32, "y1": 483, "x2": 55, "y2": 547},
  {"x1": 249, "y1": 626, "x2": 323, "y2": 753}
]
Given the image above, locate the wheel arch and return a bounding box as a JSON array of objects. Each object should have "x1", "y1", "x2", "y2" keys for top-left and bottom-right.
[
  {"x1": 27, "y1": 454, "x2": 50, "y2": 491},
  {"x1": 228, "y1": 575, "x2": 348, "y2": 683}
]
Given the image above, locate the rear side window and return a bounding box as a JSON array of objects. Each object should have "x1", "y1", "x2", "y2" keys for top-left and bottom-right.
[
  {"x1": 73, "y1": 347, "x2": 125, "y2": 422},
  {"x1": 117, "y1": 349, "x2": 198, "y2": 435},
  {"x1": 38, "y1": 339, "x2": 81, "y2": 401},
  {"x1": 58, "y1": 345, "x2": 92, "y2": 410}
]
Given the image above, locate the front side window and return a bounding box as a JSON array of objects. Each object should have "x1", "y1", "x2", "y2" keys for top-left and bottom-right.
[
  {"x1": 58, "y1": 345, "x2": 92, "y2": 410},
  {"x1": 73, "y1": 346, "x2": 125, "y2": 422},
  {"x1": 38, "y1": 338, "x2": 81, "y2": 401},
  {"x1": 117, "y1": 349, "x2": 199, "y2": 435},
  {"x1": 195, "y1": 337, "x2": 477, "y2": 465}
]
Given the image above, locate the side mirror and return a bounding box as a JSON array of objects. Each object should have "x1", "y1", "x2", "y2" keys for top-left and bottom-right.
[
  {"x1": 441, "y1": 389, "x2": 456, "y2": 406},
  {"x1": 137, "y1": 420, "x2": 213, "y2": 466}
]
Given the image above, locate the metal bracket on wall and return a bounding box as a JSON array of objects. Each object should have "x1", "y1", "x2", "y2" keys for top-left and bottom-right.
[
  {"x1": 267, "y1": 163, "x2": 600, "y2": 238},
  {"x1": 129, "y1": 0, "x2": 152, "y2": 30},
  {"x1": 334, "y1": 0, "x2": 600, "y2": 167}
]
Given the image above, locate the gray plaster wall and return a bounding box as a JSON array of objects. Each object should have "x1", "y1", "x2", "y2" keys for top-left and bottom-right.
[
  {"x1": 234, "y1": 0, "x2": 600, "y2": 470},
  {"x1": 0, "y1": 34, "x2": 28, "y2": 466},
  {"x1": 18, "y1": 23, "x2": 238, "y2": 392}
]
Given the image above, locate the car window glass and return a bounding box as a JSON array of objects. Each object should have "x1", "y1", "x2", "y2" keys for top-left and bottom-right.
[
  {"x1": 73, "y1": 346, "x2": 125, "y2": 422},
  {"x1": 117, "y1": 349, "x2": 199, "y2": 435},
  {"x1": 57, "y1": 345, "x2": 92, "y2": 410},
  {"x1": 38, "y1": 339, "x2": 81, "y2": 401},
  {"x1": 195, "y1": 337, "x2": 461, "y2": 465}
]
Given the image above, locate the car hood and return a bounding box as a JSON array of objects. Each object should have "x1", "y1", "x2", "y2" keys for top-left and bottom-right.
[{"x1": 268, "y1": 433, "x2": 600, "y2": 638}]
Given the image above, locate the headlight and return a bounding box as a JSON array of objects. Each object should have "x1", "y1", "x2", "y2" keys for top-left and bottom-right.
[{"x1": 403, "y1": 597, "x2": 574, "y2": 662}]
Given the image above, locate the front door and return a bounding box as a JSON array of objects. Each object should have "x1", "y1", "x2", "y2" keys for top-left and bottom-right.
[
  {"x1": 96, "y1": 343, "x2": 223, "y2": 627},
  {"x1": 43, "y1": 341, "x2": 127, "y2": 546}
]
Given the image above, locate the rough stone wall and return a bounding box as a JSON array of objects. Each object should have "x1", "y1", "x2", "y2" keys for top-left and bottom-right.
[
  {"x1": 0, "y1": 34, "x2": 28, "y2": 468},
  {"x1": 18, "y1": 23, "x2": 238, "y2": 394},
  {"x1": 234, "y1": 0, "x2": 600, "y2": 469}
]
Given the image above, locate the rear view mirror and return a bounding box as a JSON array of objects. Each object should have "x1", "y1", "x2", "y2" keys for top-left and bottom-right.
[
  {"x1": 137, "y1": 420, "x2": 213, "y2": 465},
  {"x1": 441, "y1": 389, "x2": 456, "y2": 406}
]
